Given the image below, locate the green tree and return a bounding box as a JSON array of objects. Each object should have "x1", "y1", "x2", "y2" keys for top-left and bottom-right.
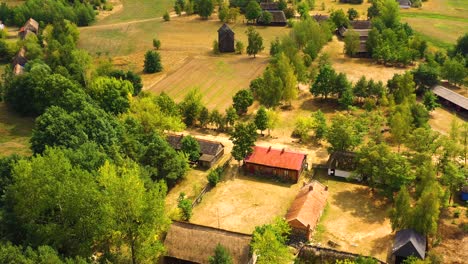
[
  {"x1": 411, "y1": 184, "x2": 440, "y2": 236},
  {"x1": 454, "y1": 33, "x2": 468, "y2": 57},
  {"x1": 387, "y1": 72, "x2": 416, "y2": 104},
  {"x1": 312, "y1": 110, "x2": 327, "y2": 140},
  {"x1": 144, "y1": 50, "x2": 163, "y2": 73},
  {"x1": 245, "y1": 1, "x2": 262, "y2": 23},
  {"x1": 210, "y1": 109, "x2": 225, "y2": 130},
  {"x1": 153, "y1": 38, "x2": 161, "y2": 49},
  {"x1": 275, "y1": 52, "x2": 298, "y2": 106},
  {"x1": 225, "y1": 106, "x2": 238, "y2": 128},
  {"x1": 441, "y1": 57, "x2": 467, "y2": 87},
  {"x1": 389, "y1": 187, "x2": 412, "y2": 231},
  {"x1": 389, "y1": 106, "x2": 412, "y2": 152},
  {"x1": 230, "y1": 122, "x2": 257, "y2": 164},
  {"x1": 97, "y1": 161, "x2": 169, "y2": 263},
  {"x1": 347, "y1": 8, "x2": 358, "y2": 20},
  {"x1": 330, "y1": 9, "x2": 349, "y2": 28},
  {"x1": 259, "y1": 11, "x2": 273, "y2": 24},
  {"x1": 441, "y1": 161, "x2": 465, "y2": 204},
  {"x1": 344, "y1": 29, "x2": 360, "y2": 57},
  {"x1": 198, "y1": 0, "x2": 214, "y2": 19},
  {"x1": 257, "y1": 67, "x2": 283, "y2": 107},
  {"x1": 326, "y1": 114, "x2": 366, "y2": 153},
  {"x1": 422, "y1": 91, "x2": 440, "y2": 111},
  {"x1": 310, "y1": 64, "x2": 337, "y2": 99},
  {"x1": 232, "y1": 89, "x2": 253, "y2": 114},
  {"x1": 293, "y1": 116, "x2": 314, "y2": 141},
  {"x1": 199, "y1": 106, "x2": 210, "y2": 128},
  {"x1": 251, "y1": 218, "x2": 293, "y2": 264},
  {"x1": 266, "y1": 109, "x2": 279, "y2": 136},
  {"x1": 88, "y1": 77, "x2": 134, "y2": 115},
  {"x1": 163, "y1": 10, "x2": 170, "y2": 21},
  {"x1": 339, "y1": 85, "x2": 354, "y2": 110},
  {"x1": 379, "y1": 0, "x2": 400, "y2": 28},
  {"x1": 180, "y1": 88, "x2": 204, "y2": 126},
  {"x1": 109, "y1": 70, "x2": 143, "y2": 96},
  {"x1": 353, "y1": 76, "x2": 369, "y2": 101},
  {"x1": 246, "y1": 26, "x2": 264, "y2": 58},
  {"x1": 235, "y1": 40, "x2": 244, "y2": 54},
  {"x1": 181, "y1": 135, "x2": 201, "y2": 162},
  {"x1": 254, "y1": 106, "x2": 268, "y2": 136},
  {"x1": 209, "y1": 244, "x2": 233, "y2": 264},
  {"x1": 177, "y1": 192, "x2": 192, "y2": 221}
]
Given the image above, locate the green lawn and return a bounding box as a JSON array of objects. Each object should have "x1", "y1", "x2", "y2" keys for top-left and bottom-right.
[{"x1": 97, "y1": 0, "x2": 174, "y2": 25}]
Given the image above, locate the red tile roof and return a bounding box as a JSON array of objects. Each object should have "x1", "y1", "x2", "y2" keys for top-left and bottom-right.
[
  {"x1": 244, "y1": 146, "x2": 306, "y2": 171},
  {"x1": 286, "y1": 181, "x2": 328, "y2": 230}
]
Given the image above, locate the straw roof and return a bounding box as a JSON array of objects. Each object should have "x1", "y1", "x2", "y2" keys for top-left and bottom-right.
[
  {"x1": 164, "y1": 221, "x2": 252, "y2": 264},
  {"x1": 286, "y1": 181, "x2": 328, "y2": 231}
]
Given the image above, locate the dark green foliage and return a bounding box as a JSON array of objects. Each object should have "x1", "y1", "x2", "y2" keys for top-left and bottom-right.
[
  {"x1": 259, "y1": 11, "x2": 273, "y2": 25},
  {"x1": 410, "y1": 103, "x2": 430, "y2": 128},
  {"x1": 347, "y1": 8, "x2": 358, "y2": 20},
  {"x1": 0, "y1": 242, "x2": 85, "y2": 263},
  {"x1": 0, "y1": 154, "x2": 22, "y2": 202},
  {"x1": 310, "y1": 64, "x2": 337, "y2": 99},
  {"x1": 454, "y1": 33, "x2": 468, "y2": 57},
  {"x1": 163, "y1": 11, "x2": 170, "y2": 21},
  {"x1": 181, "y1": 135, "x2": 201, "y2": 162},
  {"x1": 140, "y1": 134, "x2": 188, "y2": 187},
  {"x1": 441, "y1": 57, "x2": 467, "y2": 86},
  {"x1": 387, "y1": 72, "x2": 416, "y2": 104},
  {"x1": 230, "y1": 122, "x2": 257, "y2": 163},
  {"x1": 109, "y1": 70, "x2": 143, "y2": 96},
  {"x1": 423, "y1": 91, "x2": 440, "y2": 111},
  {"x1": 225, "y1": 107, "x2": 238, "y2": 128},
  {"x1": 207, "y1": 167, "x2": 223, "y2": 186},
  {"x1": 256, "y1": 67, "x2": 283, "y2": 107},
  {"x1": 312, "y1": 110, "x2": 327, "y2": 140},
  {"x1": 254, "y1": 106, "x2": 268, "y2": 135},
  {"x1": 245, "y1": 1, "x2": 261, "y2": 22},
  {"x1": 412, "y1": 62, "x2": 439, "y2": 91},
  {"x1": 178, "y1": 192, "x2": 192, "y2": 221},
  {"x1": 232, "y1": 90, "x2": 253, "y2": 115},
  {"x1": 283, "y1": 7, "x2": 295, "y2": 19},
  {"x1": 179, "y1": 88, "x2": 203, "y2": 126},
  {"x1": 199, "y1": 106, "x2": 210, "y2": 128},
  {"x1": 209, "y1": 243, "x2": 233, "y2": 264},
  {"x1": 344, "y1": 29, "x2": 360, "y2": 56},
  {"x1": 330, "y1": 9, "x2": 349, "y2": 28},
  {"x1": 153, "y1": 38, "x2": 161, "y2": 50},
  {"x1": 144, "y1": 50, "x2": 163, "y2": 73},
  {"x1": 326, "y1": 114, "x2": 366, "y2": 153},
  {"x1": 198, "y1": 0, "x2": 214, "y2": 19}
]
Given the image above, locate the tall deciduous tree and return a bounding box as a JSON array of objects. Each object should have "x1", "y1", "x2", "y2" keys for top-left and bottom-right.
[
  {"x1": 326, "y1": 114, "x2": 365, "y2": 153},
  {"x1": 275, "y1": 52, "x2": 298, "y2": 106},
  {"x1": 245, "y1": 1, "x2": 262, "y2": 23},
  {"x1": 441, "y1": 57, "x2": 467, "y2": 87},
  {"x1": 232, "y1": 89, "x2": 253, "y2": 115},
  {"x1": 254, "y1": 106, "x2": 268, "y2": 135},
  {"x1": 246, "y1": 26, "x2": 264, "y2": 58},
  {"x1": 422, "y1": 91, "x2": 440, "y2": 111},
  {"x1": 257, "y1": 67, "x2": 283, "y2": 107},
  {"x1": 230, "y1": 122, "x2": 257, "y2": 164},
  {"x1": 390, "y1": 187, "x2": 412, "y2": 231},
  {"x1": 312, "y1": 110, "x2": 327, "y2": 140},
  {"x1": 144, "y1": 50, "x2": 162, "y2": 73},
  {"x1": 179, "y1": 88, "x2": 204, "y2": 126},
  {"x1": 266, "y1": 109, "x2": 279, "y2": 136},
  {"x1": 88, "y1": 77, "x2": 134, "y2": 115},
  {"x1": 310, "y1": 64, "x2": 337, "y2": 99},
  {"x1": 441, "y1": 161, "x2": 465, "y2": 204},
  {"x1": 251, "y1": 218, "x2": 293, "y2": 264},
  {"x1": 344, "y1": 29, "x2": 360, "y2": 57}
]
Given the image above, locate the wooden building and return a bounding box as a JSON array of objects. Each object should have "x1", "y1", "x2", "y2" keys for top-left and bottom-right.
[
  {"x1": 398, "y1": 0, "x2": 412, "y2": 9},
  {"x1": 392, "y1": 229, "x2": 426, "y2": 264},
  {"x1": 285, "y1": 181, "x2": 328, "y2": 241},
  {"x1": 167, "y1": 134, "x2": 224, "y2": 168},
  {"x1": 312, "y1": 14, "x2": 329, "y2": 23},
  {"x1": 338, "y1": 20, "x2": 372, "y2": 55},
  {"x1": 12, "y1": 47, "x2": 28, "y2": 68},
  {"x1": 431, "y1": 85, "x2": 468, "y2": 114},
  {"x1": 327, "y1": 151, "x2": 360, "y2": 180},
  {"x1": 218, "y1": 23, "x2": 235, "y2": 53},
  {"x1": 260, "y1": 2, "x2": 279, "y2": 10},
  {"x1": 244, "y1": 146, "x2": 307, "y2": 183},
  {"x1": 163, "y1": 221, "x2": 254, "y2": 264},
  {"x1": 257, "y1": 10, "x2": 287, "y2": 26},
  {"x1": 18, "y1": 18, "x2": 39, "y2": 39}
]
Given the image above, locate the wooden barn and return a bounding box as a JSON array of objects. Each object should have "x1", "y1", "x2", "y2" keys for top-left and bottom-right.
[
  {"x1": 431, "y1": 85, "x2": 468, "y2": 115},
  {"x1": 257, "y1": 10, "x2": 287, "y2": 26},
  {"x1": 244, "y1": 146, "x2": 307, "y2": 183},
  {"x1": 392, "y1": 229, "x2": 426, "y2": 264},
  {"x1": 218, "y1": 23, "x2": 235, "y2": 53},
  {"x1": 285, "y1": 181, "x2": 328, "y2": 241},
  {"x1": 338, "y1": 20, "x2": 372, "y2": 56},
  {"x1": 167, "y1": 134, "x2": 224, "y2": 168},
  {"x1": 163, "y1": 221, "x2": 254, "y2": 264},
  {"x1": 12, "y1": 47, "x2": 27, "y2": 68},
  {"x1": 18, "y1": 18, "x2": 39, "y2": 39},
  {"x1": 327, "y1": 151, "x2": 360, "y2": 180}
]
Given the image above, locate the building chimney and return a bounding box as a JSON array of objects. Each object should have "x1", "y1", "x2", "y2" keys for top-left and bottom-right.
[{"x1": 309, "y1": 185, "x2": 313, "y2": 192}]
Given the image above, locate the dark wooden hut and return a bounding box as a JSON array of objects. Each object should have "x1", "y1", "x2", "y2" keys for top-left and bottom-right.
[
  {"x1": 218, "y1": 23, "x2": 235, "y2": 53},
  {"x1": 167, "y1": 134, "x2": 224, "y2": 168},
  {"x1": 392, "y1": 229, "x2": 426, "y2": 264}
]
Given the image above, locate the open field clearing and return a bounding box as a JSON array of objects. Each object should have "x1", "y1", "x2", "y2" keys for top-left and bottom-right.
[
  {"x1": 401, "y1": 0, "x2": 468, "y2": 47},
  {"x1": 97, "y1": 0, "x2": 173, "y2": 25},
  {"x1": 313, "y1": 0, "x2": 371, "y2": 19},
  {"x1": 191, "y1": 169, "x2": 304, "y2": 234},
  {"x1": 321, "y1": 36, "x2": 409, "y2": 83},
  {"x1": 429, "y1": 107, "x2": 466, "y2": 135},
  {"x1": 314, "y1": 171, "x2": 393, "y2": 262},
  {"x1": 0, "y1": 103, "x2": 33, "y2": 157},
  {"x1": 148, "y1": 55, "x2": 268, "y2": 110}
]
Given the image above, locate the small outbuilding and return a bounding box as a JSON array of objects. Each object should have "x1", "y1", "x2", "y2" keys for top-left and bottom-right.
[
  {"x1": 18, "y1": 18, "x2": 39, "y2": 39},
  {"x1": 327, "y1": 151, "x2": 359, "y2": 180},
  {"x1": 257, "y1": 10, "x2": 287, "y2": 26},
  {"x1": 461, "y1": 185, "x2": 468, "y2": 201},
  {"x1": 244, "y1": 146, "x2": 307, "y2": 183},
  {"x1": 337, "y1": 20, "x2": 372, "y2": 55},
  {"x1": 167, "y1": 134, "x2": 225, "y2": 168},
  {"x1": 392, "y1": 229, "x2": 426, "y2": 264},
  {"x1": 163, "y1": 221, "x2": 253, "y2": 264},
  {"x1": 312, "y1": 14, "x2": 329, "y2": 23},
  {"x1": 218, "y1": 23, "x2": 235, "y2": 53},
  {"x1": 12, "y1": 47, "x2": 28, "y2": 67},
  {"x1": 285, "y1": 181, "x2": 328, "y2": 241},
  {"x1": 398, "y1": 0, "x2": 412, "y2": 9},
  {"x1": 431, "y1": 85, "x2": 468, "y2": 114}
]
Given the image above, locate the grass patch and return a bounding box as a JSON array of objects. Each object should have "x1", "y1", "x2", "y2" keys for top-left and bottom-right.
[
  {"x1": 0, "y1": 103, "x2": 34, "y2": 157},
  {"x1": 312, "y1": 202, "x2": 330, "y2": 242},
  {"x1": 97, "y1": 0, "x2": 174, "y2": 25},
  {"x1": 401, "y1": 12, "x2": 467, "y2": 21}
]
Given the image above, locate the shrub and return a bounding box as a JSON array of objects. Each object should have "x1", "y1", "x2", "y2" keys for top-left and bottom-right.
[
  {"x1": 207, "y1": 168, "x2": 222, "y2": 186},
  {"x1": 235, "y1": 40, "x2": 244, "y2": 54},
  {"x1": 454, "y1": 209, "x2": 461, "y2": 218},
  {"x1": 177, "y1": 192, "x2": 192, "y2": 221},
  {"x1": 144, "y1": 50, "x2": 163, "y2": 73},
  {"x1": 153, "y1": 38, "x2": 161, "y2": 50},
  {"x1": 213, "y1": 40, "x2": 220, "y2": 54},
  {"x1": 103, "y1": 3, "x2": 113, "y2": 11},
  {"x1": 163, "y1": 11, "x2": 170, "y2": 21}
]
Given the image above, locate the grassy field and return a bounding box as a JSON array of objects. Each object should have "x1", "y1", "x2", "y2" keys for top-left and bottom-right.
[
  {"x1": 96, "y1": 0, "x2": 173, "y2": 25},
  {"x1": 314, "y1": 171, "x2": 393, "y2": 262},
  {"x1": 400, "y1": 0, "x2": 468, "y2": 48},
  {"x1": 0, "y1": 103, "x2": 33, "y2": 157}
]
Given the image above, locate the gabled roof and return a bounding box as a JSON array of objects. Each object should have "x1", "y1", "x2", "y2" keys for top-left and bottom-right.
[
  {"x1": 392, "y1": 229, "x2": 426, "y2": 259},
  {"x1": 260, "y1": 2, "x2": 279, "y2": 10},
  {"x1": 244, "y1": 146, "x2": 306, "y2": 171},
  {"x1": 432, "y1": 85, "x2": 468, "y2": 110},
  {"x1": 164, "y1": 221, "x2": 252, "y2": 264},
  {"x1": 218, "y1": 23, "x2": 234, "y2": 36},
  {"x1": 269, "y1": 10, "x2": 287, "y2": 23},
  {"x1": 350, "y1": 20, "x2": 372, "y2": 29},
  {"x1": 24, "y1": 18, "x2": 39, "y2": 32},
  {"x1": 398, "y1": 0, "x2": 412, "y2": 7},
  {"x1": 285, "y1": 181, "x2": 328, "y2": 230},
  {"x1": 328, "y1": 151, "x2": 358, "y2": 171},
  {"x1": 312, "y1": 14, "x2": 329, "y2": 23},
  {"x1": 166, "y1": 134, "x2": 224, "y2": 158}
]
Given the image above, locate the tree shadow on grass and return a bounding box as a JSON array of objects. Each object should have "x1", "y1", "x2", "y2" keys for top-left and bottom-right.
[
  {"x1": 0, "y1": 103, "x2": 34, "y2": 137},
  {"x1": 331, "y1": 186, "x2": 390, "y2": 224},
  {"x1": 299, "y1": 97, "x2": 339, "y2": 114},
  {"x1": 369, "y1": 233, "x2": 393, "y2": 262}
]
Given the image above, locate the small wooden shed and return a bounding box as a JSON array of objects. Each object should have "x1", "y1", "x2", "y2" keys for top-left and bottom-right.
[
  {"x1": 218, "y1": 23, "x2": 235, "y2": 53},
  {"x1": 18, "y1": 18, "x2": 39, "y2": 39},
  {"x1": 392, "y1": 229, "x2": 426, "y2": 264}
]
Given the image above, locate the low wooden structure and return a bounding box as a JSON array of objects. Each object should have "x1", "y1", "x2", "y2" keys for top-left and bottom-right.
[
  {"x1": 392, "y1": 229, "x2": 426, "y2": 264},
  {"x1": 163, "y1": 221, "x2": 253, "y2": 264},
  {"x1": 285, "y1": 181, "x2": 328, "y2": 241},
  {"x1": 398, "y1": 0, "x2": 412, "y2": 9},
  {"x1": 298, "y1": 245, "x2": 385, "y2": 264},
  {"x1": 327, "y1": 151, "x2": 359, "y2": 180},
  {"x1": 257, "y1": 10, "x2": 287, "y2": 26},
  {"x1": 167, "y1": 134, "x2": 224, "y2": 168},
  {"x1": 260, "y1": 2, "x2": 279, "y2": 10},
  {"x1": 312, "y1": 14, "x2": 329, "y2": 23},
  {"x1": 218, "y1": 23, "x2": 235, "y2": 53},
  {"x1": 244, "y1": 146, "x2": 307, "y2": 183},
  {"x1": 337, "y1": 20, "x2": 372, "y2": 56},
  {"x1": 18, "y1": 18, "x2": 39, "y2": 39},
  {"x1": 431, "y1": 85, "x2": 468, "y2": 114}
]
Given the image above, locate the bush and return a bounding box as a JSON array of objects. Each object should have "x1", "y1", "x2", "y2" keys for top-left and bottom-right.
[
  {"x1": 177, "y1": 192, "x2": 192, "y2": 221},
  {"x1": 283, "y1": 7, "x2": 295, "y2": 19},
  {"x1": 207, "y1": 168, "x2": 223, "y2": 186},
  {"x1": 144, "y1": 50, "x2": 163, "y2": 73},
  {"x1": 213, "y1": 40, "x2": 220, "y2": 54},
  {"x1": 103, "y1": 3, "x2": 113, "y2": 11},
  {"x1": 454, "y1": 209, "x2": 461, "y2": 218},
  {"x1": 235, "y1": 40, "x2": 244, "y2": 54},
  {"x1": 153, "y1": 38, "x2": 161, "y2": 50},
  {"x1": 163, "y1": 11, "x2": 170, "y2": 21}
]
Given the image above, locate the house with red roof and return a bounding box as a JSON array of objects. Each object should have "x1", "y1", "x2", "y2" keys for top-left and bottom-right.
[
  {"x1": 243, "y1": 146, "x2": 307, "y2": 183},
  {"x1": 285, "y1": 181, "x2": 328, "y2": 241}
]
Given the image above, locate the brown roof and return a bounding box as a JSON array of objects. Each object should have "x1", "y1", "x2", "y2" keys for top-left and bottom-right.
[
  {"x1": 166, "y1": 134, "x2": 224, "y2": 158},
  {"x1": 312, "y1": 14, "x2": 329, "y2": 23},
  {"x1": 432, "y1": 85, "x2": 468, "y2": 110},
  {"x1": 327, "y1": 151, "x2": 358, "y2": 171},
  {"x1": 24, "y1": 18, "x2": 39, "y2": 32},
  {"x1": 244, "y1": 146, "x2": 306, "y2": 171},
  {"x1": 164, "y1": 221, "x2": 252, "y2": 264},
  {"x1": 260, "y1": 2, "x2": 279, "y2": 10},
  {"x1": 218, "y1": 23, "x2": 234, "y2": 37},
  {"x1": 269, "y1": 10, "x2": 287, "y2": 23},
  {"x1": 285, "y1": 181, "x2": 328, "y2": 231},
  {"x1": 350, "y1": 20, "x2": 372, "y2": 29},
  {"x1": 12, "y1": 47, "x2": 28, "y2": 66}
]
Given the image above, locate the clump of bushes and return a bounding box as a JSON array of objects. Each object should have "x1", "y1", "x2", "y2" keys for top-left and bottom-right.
[
  {"x1": 207, "y1": 167, "x2": 223, "y2": 186},
  {"x1": 163, "y1": 11, "x2": 170, "y2": 21},
  {"x1": 177, "y1": 192, "x2": 192, "y2": 221}
]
